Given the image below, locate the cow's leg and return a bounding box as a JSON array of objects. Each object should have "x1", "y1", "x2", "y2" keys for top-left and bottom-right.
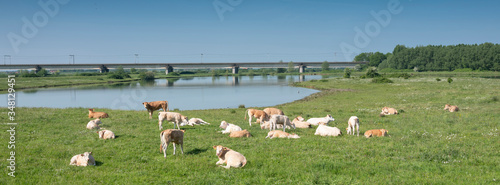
[
  {"x1": 356, "y1": 124, "x2": 359, "y2": 136},
  {"x1": 149, "y1": 111, "x2": 153, "y2": 119},
  {"x1": 180, "y1": 143, "x2": 184, "y2": 154},
  {"x1": 173, "y1": 143, "x2": 177, "y2": 155},
  {"x1": 163, "y1": 143, "x2": 168, "y2": 158},
  {"x1": 248, "y1": 115, "x2": 252, "y2": 126},
  {"x1": 159, "y1": 120, "x2": 163, "y2": 130},
  {"x1": 282, "y1": 124, "x2": 286, "y2": 132}
]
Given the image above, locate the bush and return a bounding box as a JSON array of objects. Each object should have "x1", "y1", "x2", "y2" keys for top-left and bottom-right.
[
  {"x1": 436, "y1": 78, "x2": 441, "y2": 82},
  {"x1": 447, "y1": 77, "x2": 453, "y2": 83},
  {"x1": 167, "y1": 72, "x2": 180, "y2": 77},
  {"x1": 238, "y1": 104, "x2": 245, "y2": 108},
  {"x1": 139, "y1": 71, "x2": 155, "y2": 81},
  {"x1": 343, "y1": 68, "x2": 351, "y2": 78},
  {"x1": 372, "y1": 77, "x2": 393, "y2": 83}
]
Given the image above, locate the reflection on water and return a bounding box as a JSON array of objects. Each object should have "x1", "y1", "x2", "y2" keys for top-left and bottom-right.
[{"x1": 4, "y1": 75, "x2": 332, "y2": 110}]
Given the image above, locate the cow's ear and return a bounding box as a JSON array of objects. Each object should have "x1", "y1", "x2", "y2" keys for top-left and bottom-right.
[
  {"x1": 212, "y1": 146, "x2": 217, "y2": 149},
  {"x1": 80, "y1": 154, "x2": 84, "y2": 156}
]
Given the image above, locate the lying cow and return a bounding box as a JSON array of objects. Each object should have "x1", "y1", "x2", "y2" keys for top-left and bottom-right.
[
  {"x1": 213, "y1": 145, "x2": 247, "y2": 169},
  {"x1": 267, "y1": 115, "x2": 295, "y2": 131},
  {"x1": 86, "y1": 119, "x2": 101, "y2": 130},
  {"x1": 97, "y1": 129, "x2": 115, "y2": 140},
  {"x1": 263, "y1": 107, "x2": 284, "y2": 116},
  {"x1": 307, "y1": 114, "x2": 335, "y2": 126},
  {"x1": 160, "y1": 129, "x2": 185, "y2": 158},
  {"x1": 364, "y1": 129, "x2": 389, "y2": 138},
  {"x1": 244, "y1": 109, "x2": 269, "y2": 126},
  {"x1": 314, "y1": 122, "x2": 342, "y2": 137},
  {"x1": 158, "y1": 112, "x2": 188, "y2": 130},
  {"x1": 69, "y1": 152, "x2": 95, "y2": 167},
  {"x1": 180, "y1": 118, "x2": 210, "y2": 127},
  {"x1": 381, "y1": 107, "x2": 398, "y2": 115},
  {"x1": 229, "y1": 129, "x2": 252, "y2": 138},
  {"x1": 265, "y1": 130, "x2": 300, "y2": 139},
  {"x1": 444, "y1": 104, "x2": 459, "y2": 112},
  {"x1": 219, "y1": 121, "x2": 242, "y2": 134},
  {"x1": 88, "y1": 109, "x2": 109, "y2": 118},
  {"x1": 346, "y1": 116, "x2": 360, "y2": 136},
  {"x1": 260, "y1": 121, "x2": 290, "y2": 130},
  {"x1": 143, "y1": 101, "x2": 169, "y2": 119},
  {"x1": 292, "y1": 116, "x2": 312, "y2": 128}
]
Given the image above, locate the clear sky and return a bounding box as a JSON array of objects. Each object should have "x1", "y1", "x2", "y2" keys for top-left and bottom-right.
[{"x1": 1, "y1": 0, "x2": 499, "y2": 64}]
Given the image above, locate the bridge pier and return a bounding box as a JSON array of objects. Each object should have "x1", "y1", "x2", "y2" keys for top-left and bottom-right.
[
  {"x1": 299, "y1": 64, "x2": 306, "y2": 73},
  {"x1": 232, "y1": 66, "x2": 239, "y2": 74},
  {"x1": 165, "y1": 65, "x2": 174, "y2": 74},
  {"x1": 99, "y1": 65, "x2": 109, "y2": 73}
]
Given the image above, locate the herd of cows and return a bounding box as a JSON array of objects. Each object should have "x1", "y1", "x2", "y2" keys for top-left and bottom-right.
[{"x1": 69, "y1": 101, "x2": 460, "y2": 169}]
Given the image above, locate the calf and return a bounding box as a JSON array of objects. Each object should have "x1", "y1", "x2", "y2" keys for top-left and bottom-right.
[
  {"x1": 265, "y1": 130, "x2": 300, "y2": 139},
  {"x1": 160, "y1": 129, "x2": 185, "y2": 158},
  {"x1": 158, "y1": 112, "x2": 188, "y2": 130},
  {"x1": 263, "y1": 107, "x2": 284, "y2": 116},
  {"x1": 292, "y1": 116, "x2": 312, "y2": 128},
  {"x1": 268, "y1": 115, "x2": 296, "y2": 131},
  {"x1": 213, "y1": 145, "x2": 247, "y2": 169},
  {"x1": 88, "y1": 109, "x2": 109, "y2": 118},
  {"x1": 219, "y1": 121, "x2": 242, "y2": 134},
  {"x1": 364, "y1": 129, "x2": 389, "y2": 138},
  {"x1": 444, "y1": 104, "x2": 459, "y2": 112},
  {"x1": 181, "y1": 118, "x2": 210, "y2": 126},
  {"x1": 229, "y1": 129, "x2": 252, "y2": 138},
  {"x1": 245, "y1": 109, "x2": 269, "y2": 126},
  {"x1": 306, "y1": 114, "x2": 335, "y2": 126},
  {"x1": 86, "y1": 119, "x2": 101, "y2": 130},
  {"x1": 381, "y1": 107, "x2": 398, "y2": 115},
  {"x1": 143, "y1": 101, "x2": 169, "y2": 119},
  {"x1": 346, "y1": 116, "x2": 360, "y2": 136},
  {"x1": 69, "y1": 152, "x2": 95, "y2": 167},
  {"x1": 314, "y1": 123, "x2": 342, "y2": 137},
  {"x1": 97, "y1": 129, "x2": 115, "y2": 140}
]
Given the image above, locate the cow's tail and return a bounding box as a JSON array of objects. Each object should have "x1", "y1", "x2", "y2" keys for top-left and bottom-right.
[
  {"x1": 160, "y1": 131, "x2": 166, "y2": 152},
  {"x1": 244, "y1": 109, "x2": 248, "y2": 120}
]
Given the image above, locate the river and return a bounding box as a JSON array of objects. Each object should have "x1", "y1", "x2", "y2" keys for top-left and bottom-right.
[{"x1": 5, "y1": 75, "x2": 328, "y2": 111}]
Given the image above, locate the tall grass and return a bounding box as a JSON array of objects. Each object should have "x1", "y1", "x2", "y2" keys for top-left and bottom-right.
[{"x1": 0, "y1": 74, "x2": 499, "y2": 184}]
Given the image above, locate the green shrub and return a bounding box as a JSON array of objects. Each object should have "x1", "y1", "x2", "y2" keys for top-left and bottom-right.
[
  {"x1": 167, "y1": 72, "x2": 180, "y2": 76},
  {"x1": 447, "y1": 77, "x2": 453, "y2": 83},
  {"x1": 139, "y1": 71, "x2": 155, "y2": 81},
  {"x1": 343, "y1": 68, "x2": 351, "y2": 78},
  {"x1": 238, "y1": 104, "x2": 245, "y2": 108},
  {"x1": 436, "y1": 78, "x2": 441, "y2": 82},
  {"x1": 372, "y1": 77, "x2": 393, "y2": 83}
]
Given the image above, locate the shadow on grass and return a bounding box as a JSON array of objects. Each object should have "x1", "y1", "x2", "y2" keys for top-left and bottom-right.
[
  {"x1": 186, "y1": 148, "x2": 208, "y2": 155},
  {"x1": 95, "y1": 161, "x2": 104, "y2": 166}
]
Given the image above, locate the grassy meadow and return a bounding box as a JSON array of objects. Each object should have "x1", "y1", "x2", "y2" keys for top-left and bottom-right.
[{"x1": 0, "y1": 73, "x2": 499, "y2": 184}]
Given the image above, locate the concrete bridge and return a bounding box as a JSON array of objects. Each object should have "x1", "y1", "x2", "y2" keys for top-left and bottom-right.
[{"x1": 0, "y1": 61, "x2": 367, "y2": 74}]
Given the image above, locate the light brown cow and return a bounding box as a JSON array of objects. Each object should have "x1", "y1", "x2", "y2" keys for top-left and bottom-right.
[
  {"x1": 69, "y1": 152, "x2": 95, "y2": 167},
  {"x1": 86, "y1": 119, "x2": 101, "y2": 130},
  {"x1": 444, "y1": 104, "x2": 459, "y2": 112},
  {"x1": 143, "y1": 101, "x2": 169, "y2": 119},
  {"x1": 213, "y1": 145, "x2": 247, "y2": 169},
  {"x1": 88, "y1": 109, "x2": 109, "y2": 118},
  {"x1": 160, "y1": 129, "x2": 185, "y2": 158},
  {"x1": 364, "y1": 129, "x2": 389, "y2": 138},
  {"x1": 229, "y1": 129, "x2": 252, "y2": 138},
  {"x1": 97, "y1": 130, "x2": 115, "y2": 140},
  {"x1": 381, "y1": 107, "x2": 398, "y2": 115},
  {"x1": 158, "y1": 112, "x2": 188, "y2": 130},
  {"x1": 291, "y1": 116, "x2": 312, "y2": 128},
  {"x1": 244, "y1": 109, "x2": 269, "y2": 126},
  {"x1": 265, "y1": 130, "x2": 300, "y2": 139},
  {"x1": 263, "y1": 107, "x2": 284, "y2": 116}
]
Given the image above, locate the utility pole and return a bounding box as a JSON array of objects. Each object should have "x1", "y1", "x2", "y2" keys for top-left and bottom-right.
[
  {"x1": 69, "y1": 55, "x2": 75, "y2": 64},
  {"x1": 135, "y1": 54, "x2": 138, "y2": 64},
  {"x1": 201, "y1": 53, "x2": 203, "y2": 63}
]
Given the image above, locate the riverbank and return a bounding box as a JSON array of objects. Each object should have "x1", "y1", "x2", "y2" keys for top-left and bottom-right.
[{"x1": 1, "y1": 73, "x2": 498, "y2": 184}]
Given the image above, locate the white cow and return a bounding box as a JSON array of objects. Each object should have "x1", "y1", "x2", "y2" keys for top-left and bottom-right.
[
  {"x1": 219, "y1": 121, "x2": 242, "y2": 134},
  {"x1": 158, "y1": 112, "x2": 188, "y2": 130},
  {"x1": 346, "y1": 116, "x2": 360, "y2": 136},
  {"x1": 86, "y1": 119, "x2": 101, "y2": 130},
  {"x1": 314, "y1": 123, "x2": 342, "y2": 137},
  {"x1": 268, "y1": 115, "x2": 296, "y2": 131},
  {"x1": 181, "y1": 118, "x2": 210, "y2": 126},
  {"x1": 306, "y1": 114, "x2": 335, "y2": 126}
]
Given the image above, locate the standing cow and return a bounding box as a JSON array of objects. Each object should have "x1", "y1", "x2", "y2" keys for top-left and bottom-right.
[
  {"x1": 143, "y1": 101, "x2": 169, "y2": 119},
  {"x1": 158, "y1": 112, "x2": 188, "y2": 130}
]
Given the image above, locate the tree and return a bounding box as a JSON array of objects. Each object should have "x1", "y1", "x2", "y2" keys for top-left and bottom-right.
[
  {"x1": 321, "y1": 61, "x2": 329, "y2": 72},
  {"x1": 287, "y1": 61, "x2": 295, "y2": 73},
  {"x1": 343, "y1": 68, "x2": 351, "y2": 78},
  {"x1": 277, "y1": 60, "x2": 286, "y2": 73}
]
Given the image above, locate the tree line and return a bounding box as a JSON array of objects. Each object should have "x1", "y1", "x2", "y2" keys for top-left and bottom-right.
[{"x1": 354, "y1": 43, "x2": 500, "y2": 71}]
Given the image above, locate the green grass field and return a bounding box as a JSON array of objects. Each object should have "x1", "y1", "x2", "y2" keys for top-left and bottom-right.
[{"x1": 1, "y1": 73, "x2": 499, "y2": 184}]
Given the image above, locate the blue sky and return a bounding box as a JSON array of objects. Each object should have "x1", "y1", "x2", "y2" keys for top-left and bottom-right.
[{"x1": 1, "y1": 0, "x2": 499, "y2": 64}]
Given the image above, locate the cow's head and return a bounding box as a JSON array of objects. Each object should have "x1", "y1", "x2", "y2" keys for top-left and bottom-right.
[
  {"x1": 296, "y1": 116, "x2": 304, "y2": 122},
  {"x1": 444, "y1": 104, "x2": 451, "y2": 110},
  {"x1": 142, "y1": 102, "x2": 150, "y2": 109},
  {"x1": 219, "y1": 121, "x2": 228, "y2": 129},
  {"x1": 213, "y1": 145, "x2": 229, "y2": 157}
]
